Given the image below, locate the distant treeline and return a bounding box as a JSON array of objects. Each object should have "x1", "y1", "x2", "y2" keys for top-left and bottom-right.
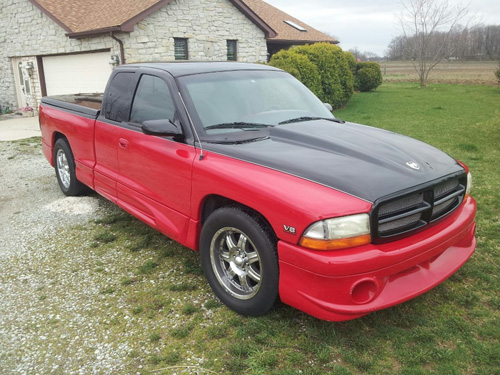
[{"x1": 387, "y1": 25, "x2": 500, "y2": 61}]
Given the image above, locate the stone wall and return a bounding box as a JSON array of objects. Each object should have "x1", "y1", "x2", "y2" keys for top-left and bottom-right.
[
  {"x1": 0, "y1": 0, "x2": 116, "y2": 112},
  {"x1": 121, "y1": 0, "x2": 268, "y2": 63},
  {"x1": 0, "y1": 0, "x2": 268, "y2": 112}
]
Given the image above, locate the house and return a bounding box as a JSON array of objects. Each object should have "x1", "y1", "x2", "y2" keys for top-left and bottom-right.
[
  {"x1": 241, "y1": 0, "x2": 337, "y2": 56},
  {"x1": 0, "y1": 0, "x2": 337, "y2": 113}
]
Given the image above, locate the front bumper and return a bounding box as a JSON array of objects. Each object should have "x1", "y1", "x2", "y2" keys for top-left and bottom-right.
[{"x1": 278, "y1": 197, "x2": 477, "y2": 321}]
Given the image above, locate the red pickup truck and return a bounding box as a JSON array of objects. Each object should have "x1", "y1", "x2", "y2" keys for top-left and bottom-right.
[{"x1": 40, "y1": 62, "x2": 476, "y2": 321}]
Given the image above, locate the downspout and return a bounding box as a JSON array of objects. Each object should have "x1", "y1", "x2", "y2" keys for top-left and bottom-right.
[{"x1": 111, "y1": 32, "x2": 126, "y2": 65}]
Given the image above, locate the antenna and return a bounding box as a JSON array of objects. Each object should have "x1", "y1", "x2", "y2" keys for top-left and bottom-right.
[{"x1": 178, "y1": 92, "x2": 205, "y2": 161}]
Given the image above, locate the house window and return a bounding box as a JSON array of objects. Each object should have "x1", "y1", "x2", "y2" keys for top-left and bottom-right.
[
  {"x1": 284, "y1": 20, "x2": 307, "y2": 32},
  {"x1": 174, "y1": 38, "x2": 188, "y2": 60},
  {"x1": 227, "y1": 40, "x2": 237, "y2": 61}
]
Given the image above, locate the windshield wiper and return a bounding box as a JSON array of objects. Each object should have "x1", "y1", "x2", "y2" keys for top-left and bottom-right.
[
  {"x1": 205, "y1": 122, "x2": 273, "y2": 130},
  {"x1": 204, "y1": 136, "x2": 269, "y2": 145},
  {"x1": 279, "y1": 116, "x2": 345, "y2": 125}
]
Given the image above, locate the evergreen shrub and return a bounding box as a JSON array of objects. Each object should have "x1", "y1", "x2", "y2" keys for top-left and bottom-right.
[
  {"x1": 269, "y1": 43, "x2": 354, "y2": 109},
  {"x1": 354, "y1": 62, "x2": 383, "y2": 92}
]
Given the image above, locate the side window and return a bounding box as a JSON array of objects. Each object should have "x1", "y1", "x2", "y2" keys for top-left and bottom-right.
[
  {"x1": 130, "y1": 75, "x2": 176, "y2": 124},
  {"x1": 104, "y1": 72, "x2": 134, "y2": 122}
]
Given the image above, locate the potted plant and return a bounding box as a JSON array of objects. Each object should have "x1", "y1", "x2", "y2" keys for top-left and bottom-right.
[{"x1": 20, "y1": 106, "x2": 34, "y2": 117}]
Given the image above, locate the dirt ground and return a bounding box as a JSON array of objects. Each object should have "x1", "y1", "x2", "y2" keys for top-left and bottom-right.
[{"x1": 381, "y1": 60, "x2": 499, "y2": 86}]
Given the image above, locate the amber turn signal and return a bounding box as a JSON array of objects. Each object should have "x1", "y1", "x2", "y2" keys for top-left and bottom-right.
[
  {"x1": 300, "y1": 234, "x2": 372, "y2": 251},
  {"x1": 300, "y1": 214, "x2": 371, "y2": 250},
  {"x1": 465, "y1": 172, "x2": 472, "y2": 201}
]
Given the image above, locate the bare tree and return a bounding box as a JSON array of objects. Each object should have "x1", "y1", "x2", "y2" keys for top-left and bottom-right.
[
  {"x1": 348, "y1": 48, "x2": 381, "y2": 62},
  {"x1": 388, "y1": 24, "x2": 500, "y2": 61},
  {"x1": 398, "y1": 0, "x2": 471, "y2": 87},
  {"x1": 364, "y1": 51, "x2": 381, "y2": 61},
  {"x1": 348, "y1": 47, "x2": 363, "y2": 61},
  {"x1": 387, "y1": 36, "x2": 408, "y2": 60}
]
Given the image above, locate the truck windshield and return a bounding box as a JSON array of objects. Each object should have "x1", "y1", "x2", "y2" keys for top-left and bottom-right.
[{"x1": 178, "y1": 70, "x2": 335, "y2": 137}]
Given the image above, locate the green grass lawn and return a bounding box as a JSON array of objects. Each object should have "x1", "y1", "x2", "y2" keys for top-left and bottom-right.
[
  {"x1": 116, "y1": 83, "x2": 499, "y2": 374},
  {"x1": 16, "y1": 83, "x2": 499, "y2": 375},
  {"x1": 332, "y1": 83, "x2": 500, "y2": 374}
]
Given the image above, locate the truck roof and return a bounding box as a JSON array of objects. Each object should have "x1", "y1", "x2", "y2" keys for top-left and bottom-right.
[{"x1": 120, "y1": 61, "x2": 281, "y2": 77}]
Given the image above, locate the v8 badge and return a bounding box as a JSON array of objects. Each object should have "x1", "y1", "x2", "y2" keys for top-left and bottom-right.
[{"x1": 283, "y1": 225, "x2": 296, "y2": 235}]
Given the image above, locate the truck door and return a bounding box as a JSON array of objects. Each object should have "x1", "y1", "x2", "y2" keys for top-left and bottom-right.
[
  {"x1": 114, "y1": 73, "x2": 196, "y2": 242},
  {"x1": 94, "y1": 71, "x2": 136, "y2": 203}
]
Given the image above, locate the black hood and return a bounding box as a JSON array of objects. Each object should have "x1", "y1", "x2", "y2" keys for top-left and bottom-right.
[{"x1": 202, "y1": 120, "x2": 465, "y2": 202}]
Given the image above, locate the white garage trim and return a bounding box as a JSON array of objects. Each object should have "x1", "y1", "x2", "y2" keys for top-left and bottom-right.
[{"x1": 42, "y1": 51, "x2": 112, "y2": 96}]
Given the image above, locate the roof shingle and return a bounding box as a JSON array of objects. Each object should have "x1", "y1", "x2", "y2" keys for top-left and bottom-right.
[
  {"x1": 240, "y1": 0, "x2": 337, "y2": 44},
  {"x1": 28, "y1": 0, "x2": 336, "y2": 44},
  {"x1": 30, "y1": 0, "x2": 168, "y2": 33}
]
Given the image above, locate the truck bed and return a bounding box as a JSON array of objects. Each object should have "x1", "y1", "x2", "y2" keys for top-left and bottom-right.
[{"x1": 41, "y1": 93, "x2": 102, "y2": 118}]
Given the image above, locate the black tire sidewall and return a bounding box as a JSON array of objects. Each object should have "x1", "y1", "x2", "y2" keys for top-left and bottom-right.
[
  {"x1": 53, "y1": 138, "x2": 84, "y2": 196},
  {"x1": 200, "y1": 207, "x2": 279, "y2": 317}
]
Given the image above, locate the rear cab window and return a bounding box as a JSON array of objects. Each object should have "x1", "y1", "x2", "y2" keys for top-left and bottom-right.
[
  {"x1": 103, "y1": 72, "x2": 135, "y2": 122},
  {"x1": 101, "y1": 67, "x2": 193, "y2": 144}
]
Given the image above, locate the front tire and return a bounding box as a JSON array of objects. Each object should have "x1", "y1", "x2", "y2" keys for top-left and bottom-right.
[
  {"x1": 53, "y1": 138, "x2": 87, "y2": 196},
  {"x1": 200, "y1": 207, "x2": 279, "y2": 317}
]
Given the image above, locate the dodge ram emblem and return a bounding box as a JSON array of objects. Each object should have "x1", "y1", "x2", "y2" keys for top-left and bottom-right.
[{"x1": 406, "y1": 161, "x2": 421, "y2": 170}]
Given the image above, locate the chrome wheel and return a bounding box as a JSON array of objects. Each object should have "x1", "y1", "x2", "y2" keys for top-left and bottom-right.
[
  {"x1": 56, "y1": 148, "x2": 71, "y2": 189},
  {"x1": 210, "y1": 227, "x2": 262, "y2": 300},
  {"x1": 201, "y1": 207, "x2": 279, "y2": 316},
  {"x1": 53, "y1": 139, "x2": 87, "y2": 196}
]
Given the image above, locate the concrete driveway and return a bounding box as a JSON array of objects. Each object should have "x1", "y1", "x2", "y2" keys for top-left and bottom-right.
[{"x1": 0, "y1": 115, "x2": 41, "y2": 141}]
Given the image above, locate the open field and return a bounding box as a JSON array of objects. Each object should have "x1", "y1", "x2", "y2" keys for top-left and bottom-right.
[
  {"x1": 382, "y1": 60, "x2": 499, "y2": 86},
  {"x1": 1, "y1": 83, "x2": 499, "y2": 374}
]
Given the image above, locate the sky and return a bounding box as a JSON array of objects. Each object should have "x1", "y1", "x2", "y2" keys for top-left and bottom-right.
[{"x1": 263, "y1": 0, "x2": 500, "y2": 56}]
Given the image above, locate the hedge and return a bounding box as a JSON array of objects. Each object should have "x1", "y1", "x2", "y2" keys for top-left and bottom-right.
[
  {"x1": 354, "y1": 62, "x2": 383, "y2": 92},
  {"x1": 344, "y1": 51, "x2": 357, "y2": 76},
  {"x1": 269, "y1": 43, "x2": 354, "y2": 109},
  {"x1": 268, "y1": 50, "x2": 323, "y2": 99}
]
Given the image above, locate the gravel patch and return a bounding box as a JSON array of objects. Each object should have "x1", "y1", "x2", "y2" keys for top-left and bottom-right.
[
  {"x1": 0, "y1": 141, "x2": 103, "y2": 258},
  {"x1": 0, "y1": 139, "x2": 225, "y2": 375},
  {"x1": 0, "y1": 140, "x2": 125, "y2": 374}
]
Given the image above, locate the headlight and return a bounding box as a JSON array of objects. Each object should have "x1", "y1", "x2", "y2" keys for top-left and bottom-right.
[
  {"x1": 300, "y1": 213, "x2": 371, "y2": 251},
  {"x1": 466, "y1": 172, "x2": 472, "y2": 198}
]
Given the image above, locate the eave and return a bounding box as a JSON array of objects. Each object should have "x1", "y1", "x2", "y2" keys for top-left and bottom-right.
[
  {"x1": 228, "y1": 0, "x2": 277, "y2": 39},
  {"x1": 29, "y1": 0, "x2": 277, "y2": 40},
  {"x1": 267, "y1": 39, "x2": 339, "y2": 45},
  {"x1": 27, "y1": 0, "x2": 72, "y2": 33}
]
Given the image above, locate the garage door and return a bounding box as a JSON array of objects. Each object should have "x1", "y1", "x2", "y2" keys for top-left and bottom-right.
[{"x1": 42, "y1": 51, "x2": 112, "y2": 96}]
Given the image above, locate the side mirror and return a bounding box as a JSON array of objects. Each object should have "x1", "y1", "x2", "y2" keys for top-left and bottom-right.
[
  {"x1": 142, "y1": 119, "x2": 183, "y2": 137},
  {"x1": 324, "y1": 103, "x2": 333, "y2": 112}
]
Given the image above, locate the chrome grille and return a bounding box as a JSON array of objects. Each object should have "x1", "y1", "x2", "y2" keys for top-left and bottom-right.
[{"x1": 373, "y1": 175, "x2": 466, "y2": 239}]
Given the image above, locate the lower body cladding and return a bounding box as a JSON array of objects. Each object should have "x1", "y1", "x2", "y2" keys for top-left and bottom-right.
[{"x1": 278, "y1": 198, "x2": 476, "y2": 321}]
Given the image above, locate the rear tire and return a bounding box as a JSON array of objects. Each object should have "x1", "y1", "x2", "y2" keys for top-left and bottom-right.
[
  {"x1": 200, "y1": 207, "x2": 279, "y2": 317},
  {"x1": 53, "y1": 138, "x2": 87, "y2": 196}
]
